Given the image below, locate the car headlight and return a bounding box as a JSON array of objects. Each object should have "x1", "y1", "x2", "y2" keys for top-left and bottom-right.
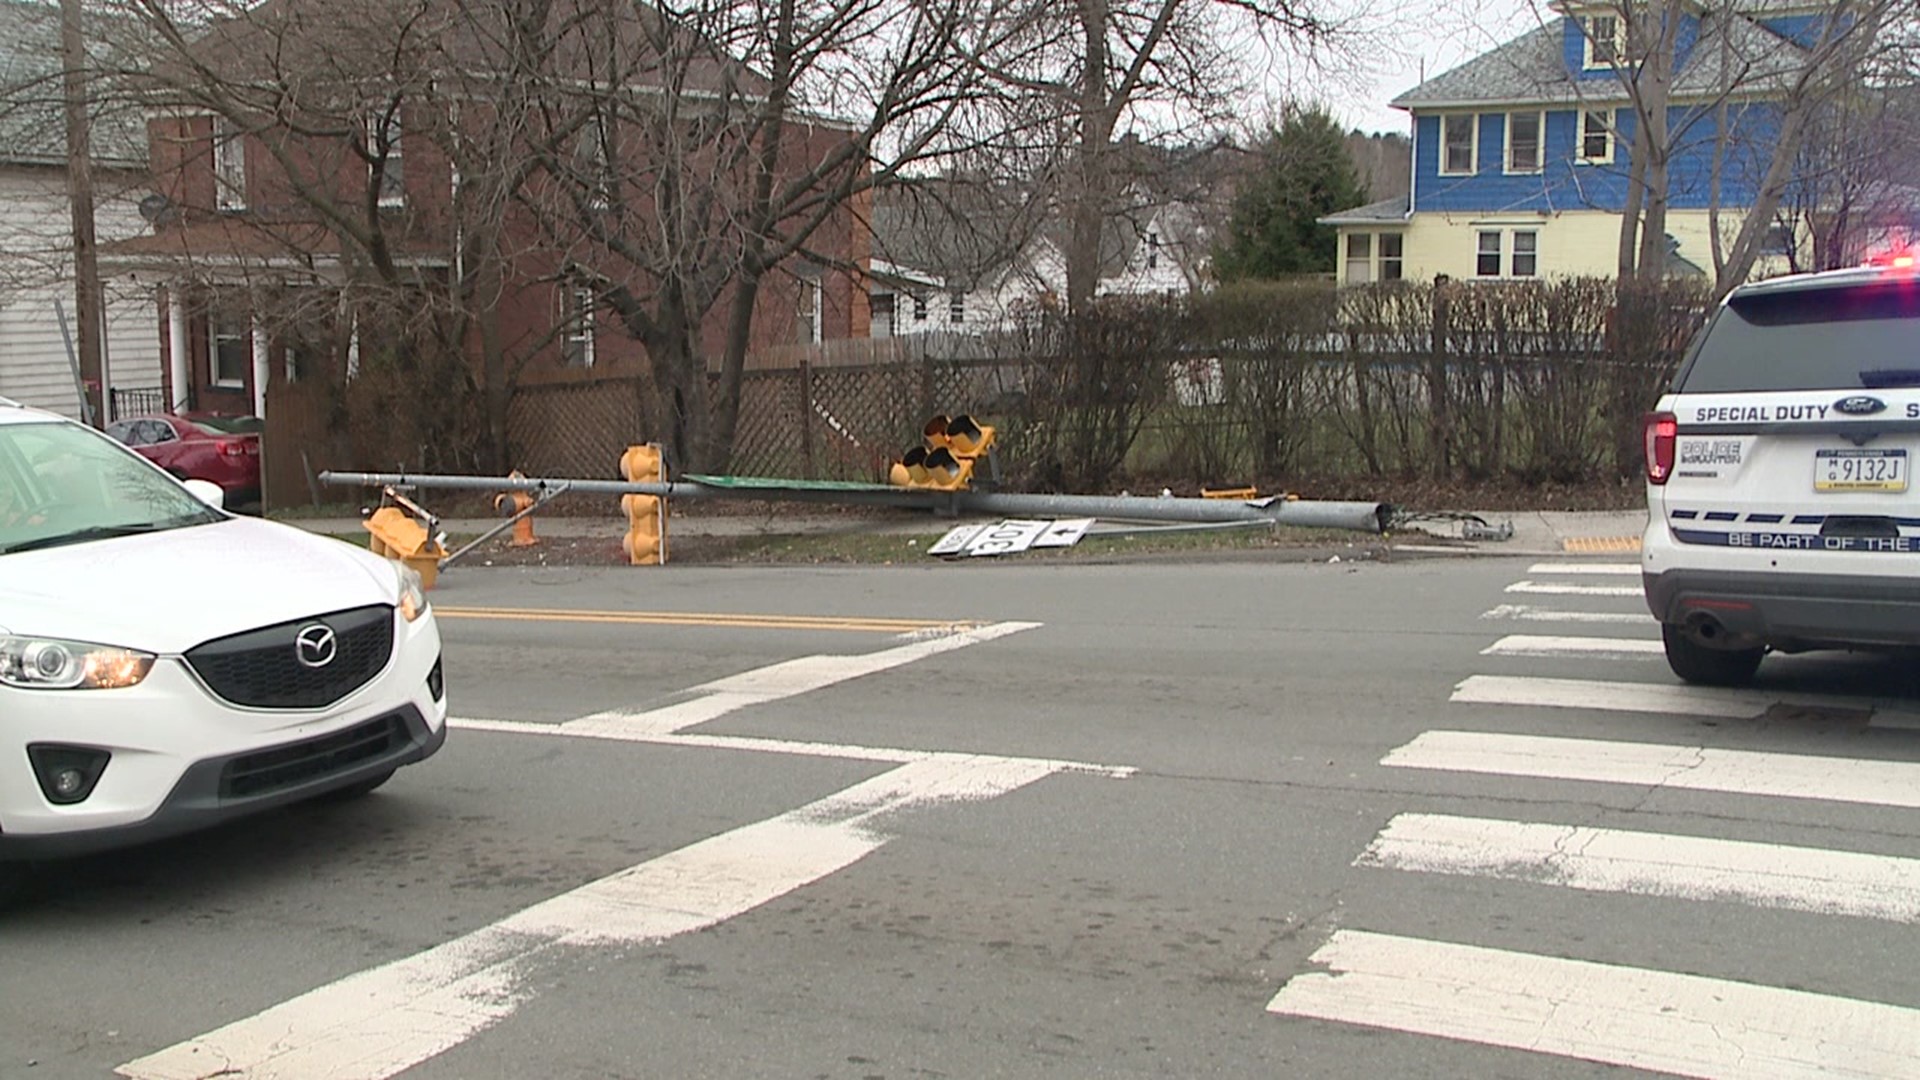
[
  {"x1": 0, "y1": 636, "x2": 155, "y2": 690},
  {"x1": 396, "y1": 564, "x2": 429, "y2": 623}
]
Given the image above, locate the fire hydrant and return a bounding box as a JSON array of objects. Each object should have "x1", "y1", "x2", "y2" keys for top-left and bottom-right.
[{"x1": 493, "y1": 470, "x2": 540, "y2": 547}]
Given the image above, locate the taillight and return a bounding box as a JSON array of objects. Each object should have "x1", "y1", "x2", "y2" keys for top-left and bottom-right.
[
  {"x1": 216, "y1": 439, "x2": 255, "y2": 458},
  {"x1": 1644, "y1": 411, "x2": 1678, "y2": 485}
]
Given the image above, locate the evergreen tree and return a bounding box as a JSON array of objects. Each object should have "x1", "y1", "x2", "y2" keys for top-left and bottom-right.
[{"x1": 1215, "y1": 110, "x2": 1369, "y2": 280}]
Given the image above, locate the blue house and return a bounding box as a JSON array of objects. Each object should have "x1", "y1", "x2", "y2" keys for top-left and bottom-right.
[{"x1": 1323, "y1": 1, "x2": 1825, "y2": 285}]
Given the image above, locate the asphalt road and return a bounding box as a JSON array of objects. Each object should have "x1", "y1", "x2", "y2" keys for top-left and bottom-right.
[{"x1": 9, "y1": 553, "x2": 1920, "y2": 1078}]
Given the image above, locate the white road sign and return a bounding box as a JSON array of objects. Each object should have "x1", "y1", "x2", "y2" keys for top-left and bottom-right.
[
  {"x1": 928, "y1": 523, "x2": 989, "y2": 557},
  {"x1": 1030, "y1": 518, "x2": 1096, "y2": 548},
  {"x1": 964, "y1": 519, "x2": 1052, "y2": 557}
]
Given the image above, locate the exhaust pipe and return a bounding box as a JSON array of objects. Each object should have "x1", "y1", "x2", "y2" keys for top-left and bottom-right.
[{"x1": 1682, "y1": 610, "x2": 1762, "y2": 651}]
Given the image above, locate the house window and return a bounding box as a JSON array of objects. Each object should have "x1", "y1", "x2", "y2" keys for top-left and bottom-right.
[
  {"x1": 1506, "y1": 111, "x2": 1543, "y2": 173},
  {"x1": 1379, "y1": 233, "x2": 1404, "y2": 281},
  {"x1": 210, "y1": 316, "x2": 249, "y2": 387},
  {"x1": 1344, "y1": 233, "x2": 1373, "y2": 284},
  {"x1": 368, "y1": 107, "x2": 404, "y2": 208},
  {"x1": 1512, "y1": 230, "x2": 1539, "y2": 277},
  {"x1": 1441, "y1": 114, "x2": 1477, "y2": 175},
  {"x1": 912, "y1": 293, "x2": 927, "y2": 322},
  {"x1": 562, "y1": 284, "x2": 595, "y2": 367},
  {"x1": 1579, "y1": 110, "x2": 1614, "y2": 163},
  {"x1": 1146, "y1": 231, "x2": 1159, "y2": 270},
  {"x1": 213, "y1": 118, "x2": 245, "y2": 212},
  {"x1": 1476, "y1": 231, "x2": 1503, "y2": 277},
  {"x1": 798, "y1": 277, "x2": 822, "y2": 344},
  {"x1": 1584, "y1": 14, "x2": 1621, "y2": 68},
  {"x1": 948, "y1": 293, "x2": 965, "y2": 325}
]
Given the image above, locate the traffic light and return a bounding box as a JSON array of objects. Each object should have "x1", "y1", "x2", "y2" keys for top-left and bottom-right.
[
  {"x1": 888, "y1": 413, "x2": 996, "y2": 490},
  {"x1": 945, "y1": 413, "x2": 995, "y2": 458},
  {"x1": 618, "y1": 443, "x2": 667, "y2": 565}
]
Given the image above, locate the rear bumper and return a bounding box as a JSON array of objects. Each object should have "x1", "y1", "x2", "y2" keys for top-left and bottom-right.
[{"x1": 1643, "y1": 567, "x2": 1920, "y2": 648}]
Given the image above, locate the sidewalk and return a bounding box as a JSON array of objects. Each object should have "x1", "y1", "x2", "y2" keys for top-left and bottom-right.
[
  {"x1": 282, "y1": 504, "x2": 1650, "y2": 557},
  {"x1": 1396, "y1": 508, "x2": 1649, "y2": 557}
]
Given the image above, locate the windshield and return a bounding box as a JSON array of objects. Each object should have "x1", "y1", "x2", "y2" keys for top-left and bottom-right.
[
  {"x1": 1678, "y1": 283, "x2": 1920, "y2": 393},
  {"x1": 0, "y1": 420, "x2": 223, "y2": 555}
]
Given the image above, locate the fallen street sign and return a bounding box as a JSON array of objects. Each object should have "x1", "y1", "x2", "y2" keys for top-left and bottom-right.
[
  {"x1": 929, "y1": 519, "x2": 1098, "y2": 558},
  {"x1": 928, "y1": 523, "x2": 989, "y2": 557},
  {"x1": 964, "y1": 519, "x2": 1051, "y2": 557},
  {"x1": 1030, "y1": 518, "x2": 1095, "y2": 548}
]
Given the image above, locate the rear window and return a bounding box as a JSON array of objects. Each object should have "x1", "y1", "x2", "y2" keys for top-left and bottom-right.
[
  {"x1": 1677, "y1": 283, "x2": 1920, "y2": 393},
  {"x1": 185, "y1": 415, "x2": 262, "y2": 435}
]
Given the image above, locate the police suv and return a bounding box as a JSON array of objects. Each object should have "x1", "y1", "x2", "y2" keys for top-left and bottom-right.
[{"x1": 1643, "y1": 258, "x2": 1920, "y2": 685}]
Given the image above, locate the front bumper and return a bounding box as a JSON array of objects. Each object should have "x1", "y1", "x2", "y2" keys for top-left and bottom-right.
[{"x1": 0, "y1": 609, "x2": 446, "y2": 860}]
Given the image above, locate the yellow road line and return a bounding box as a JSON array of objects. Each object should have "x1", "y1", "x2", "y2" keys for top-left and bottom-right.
[{"x1": 435, "y1": 605, "x2": 973, "y2": 634}]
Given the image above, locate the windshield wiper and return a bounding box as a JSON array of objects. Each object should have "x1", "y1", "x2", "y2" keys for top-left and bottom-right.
[
  {"x1": 3, "y1": 523, "x2": 169, "y2": 555},
  {"x1": 1859, "y1": 369, "x2": 1920, "y2": 389}
]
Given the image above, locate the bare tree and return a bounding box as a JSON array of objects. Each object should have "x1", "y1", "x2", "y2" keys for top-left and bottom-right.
[
  {"x1": 102, "y1": 0, "x2": 579, "y2": 469},
  {"x1": 966, "y1": 0, "x2": 1348, "y2": 312}
]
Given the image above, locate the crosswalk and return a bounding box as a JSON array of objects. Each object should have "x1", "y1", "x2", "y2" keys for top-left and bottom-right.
[{"x1": 1268, "y1": 560, "x2": 1920, "y2": 1079}]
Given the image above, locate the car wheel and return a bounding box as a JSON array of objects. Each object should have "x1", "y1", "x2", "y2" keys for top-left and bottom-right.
[
  {"x1": 1661, "y1": 623, "x2": 1765, "y2": 687},
  {"x1": 319, "y1": 769, "x2": 396, "y2": 801}
]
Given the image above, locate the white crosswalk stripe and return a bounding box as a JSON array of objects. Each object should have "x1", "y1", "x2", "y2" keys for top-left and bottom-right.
[
  {"x1": 1524, "y1": 561, "x2": 1641, "y2": 575},
  {"x1": 1360, "y1": 812, "x2": 1920, "y2": 923},
  {"x1": 1268, "y1": 930, "x2": 1920, "y2": 1079},
  {"x1": 1505, "y1": 579, "x2": 1641, "y2": 596},
  {"x1": 1480, "y1": 634, "x2": 1661, "y2": 658},
  {"x1": 1384, "y1": 729, "x2": 1920, "y2": 806},
  {"x1": 1480, "y1": 602, "x2": 1653, "y2": 624},
  {"x1": 1449, "y1": 672, "x2": 1889, "y2": 719}
]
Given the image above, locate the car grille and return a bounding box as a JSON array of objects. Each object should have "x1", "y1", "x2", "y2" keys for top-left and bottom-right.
[
  {"x1": 186, "y1": 605, "x2": 394, "y2": 709},
  {"x1": 219, "y1": 714, "x2": 405, "y2": 798}
]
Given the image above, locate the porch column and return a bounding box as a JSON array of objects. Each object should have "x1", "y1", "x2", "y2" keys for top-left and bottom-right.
[
  {"x1": 251, "y1": 313, "x2": 270, "y2": 420},
  {"x1": 167, "y1": 285, "x2": 189, "y2": 413},
  {"x1": 346, "y1": 317, "x2": 360, "y2": 380}
]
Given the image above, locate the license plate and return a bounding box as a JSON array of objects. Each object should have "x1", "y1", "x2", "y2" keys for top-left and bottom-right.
[{"x1": 1815, "y1": 448, "x2": 1909, "y2": 492}]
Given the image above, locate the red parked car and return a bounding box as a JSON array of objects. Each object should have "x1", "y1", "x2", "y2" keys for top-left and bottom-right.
[{"x1": 105, "y1": 413, "x2": 261, "y2": 507}]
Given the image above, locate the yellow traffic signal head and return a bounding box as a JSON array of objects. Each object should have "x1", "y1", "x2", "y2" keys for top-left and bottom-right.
[
  {"x1": 945, "y1": 414, "x2": 995, "y2": 457},
  {"x1": 923, "y1": 414, "x2": 951, "y2": 449},
  {"x1": 620, "y1": 444, "x2": 663, "y2": 483},
  {"x1": 922, "y1": 446, "x2": 972, "y2": 489}
]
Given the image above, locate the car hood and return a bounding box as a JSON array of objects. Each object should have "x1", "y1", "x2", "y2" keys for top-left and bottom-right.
[{"x1": 0, "y1": 518, "x2": 399, "y2": 653}]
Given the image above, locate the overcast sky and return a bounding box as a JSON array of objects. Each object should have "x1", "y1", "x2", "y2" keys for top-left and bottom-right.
[{"x1": 1270, "y1": 0, "x2": 1541, "y2": 134}]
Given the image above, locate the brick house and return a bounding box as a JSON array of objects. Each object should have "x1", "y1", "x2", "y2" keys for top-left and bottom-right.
[{"x1": 98, "y1": 0, "x2": 871, "y2": 485}]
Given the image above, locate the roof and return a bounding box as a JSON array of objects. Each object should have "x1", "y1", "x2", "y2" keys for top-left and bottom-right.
[
  {"x1": 1392, "y1": 13, "x2": 1809, "y2": 110},
  {"x1": 1318, "y1": 195, "x2": 1410, "y2": 227},
  {"x1": 869, "y1": 186, "x2": 1042, "y2": 289},
  {"x1": 0, "y1": 0, "x2": 149, "y2": 168},
  {"x1": 1730, "y1": 262, "x2": 1919, "y2": 298}
]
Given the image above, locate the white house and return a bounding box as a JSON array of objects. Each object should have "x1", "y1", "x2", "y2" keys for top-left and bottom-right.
[
  {"x1": 0, "y1": 1, "x2": 164, "y2": 420},
  {"x1": 868, "y1": 187, "x2": 1209, "y2": 336}
]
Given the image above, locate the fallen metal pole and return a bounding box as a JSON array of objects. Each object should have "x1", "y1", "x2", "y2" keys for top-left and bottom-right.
[{"x1": 318, "y1": 470, "x2": 1392, "y2": 534}]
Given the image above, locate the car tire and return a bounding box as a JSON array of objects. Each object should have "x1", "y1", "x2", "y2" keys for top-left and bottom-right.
[
  {"x1": 1661, "y1": 623, "x2": 1765, "y2": 687},
  {"x1": 319, "y1": 769, "x2": 395, "y2": 801}
]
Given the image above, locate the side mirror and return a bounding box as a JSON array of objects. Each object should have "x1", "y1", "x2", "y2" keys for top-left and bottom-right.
[{"x1": 182, "y1": 478, "x2": 225, "y2": 509}]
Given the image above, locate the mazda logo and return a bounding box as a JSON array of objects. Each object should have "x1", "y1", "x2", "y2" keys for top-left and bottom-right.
[
  {"x1": 294, "y1": 624, "x2": 338, "y2": 668},
  {"x1": 1835, "y1": 395, "x2": 1888, "y2": 416}
]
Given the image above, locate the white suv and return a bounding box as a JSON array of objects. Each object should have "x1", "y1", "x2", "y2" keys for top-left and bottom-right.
[
  {"x1": 1643, "y1": 261, "x2": 1920, "y2": 685},
  {"x1": 0, "y1": 401, "x2": 446, "y2": 898}
]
